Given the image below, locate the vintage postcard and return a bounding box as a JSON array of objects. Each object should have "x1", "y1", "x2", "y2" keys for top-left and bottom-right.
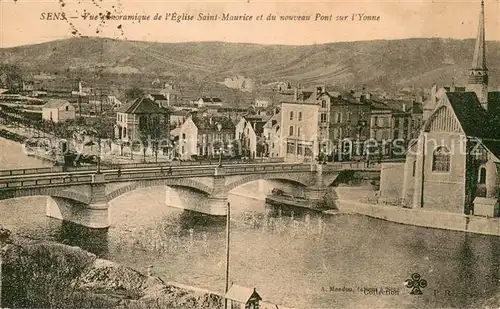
[{"x1": 0, "y1": 0, "x2": 499, "y2": 308}]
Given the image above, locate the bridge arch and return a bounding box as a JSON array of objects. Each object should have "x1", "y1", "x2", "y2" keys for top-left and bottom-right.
[
  {"x1": 225, "y1": 173, "x2": 309, "y2": 192},
  {"x1": 0, "y1": 187, "x2": 91, "y2": 204},
  {"x1": 105, "y1": 178, "x2": 213, "y2": 202}
]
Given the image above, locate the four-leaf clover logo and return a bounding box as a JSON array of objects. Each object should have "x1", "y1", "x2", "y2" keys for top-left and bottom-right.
[{"x1": 405, "y1": 273, "x2": 427, "y2": 295}]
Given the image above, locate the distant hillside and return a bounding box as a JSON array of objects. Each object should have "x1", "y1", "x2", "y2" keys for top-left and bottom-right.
[{"x1": 2, "y1": 37, "x2": 500, "y2": 90}]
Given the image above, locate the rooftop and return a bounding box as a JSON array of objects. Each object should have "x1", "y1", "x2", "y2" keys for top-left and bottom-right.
[
  {"x1": 225, "y1": 284, "x2": 262, "y2": 304},
  {"x1": 116, "y1": 97, "x2": 171, "y2": 114},
  {"x1": 43, "y1": 99, "x2": 71, "y2": 109},
  {"x1": 191, "y1": 114, "x2": 235, "y2": 131}
]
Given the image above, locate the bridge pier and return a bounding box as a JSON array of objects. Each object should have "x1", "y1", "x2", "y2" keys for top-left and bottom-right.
[
  {"x1": 208, "y1": 170, "x2": 229, "y2": 216},
  {"x1": 46, "y1": 173, "x2": 110, "y2": 229},
  {"x1": 304, "y1": 164, "x2": 337, "y2": 209}
]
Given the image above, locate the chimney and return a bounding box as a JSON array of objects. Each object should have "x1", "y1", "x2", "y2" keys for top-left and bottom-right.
[{"x1": 430, "y1": 84, "x2": 437, "y2": 105}]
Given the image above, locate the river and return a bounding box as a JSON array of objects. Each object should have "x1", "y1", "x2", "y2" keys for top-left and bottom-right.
[{"x1": 0, "y1": 138, "x2": 498, "y2": 309}]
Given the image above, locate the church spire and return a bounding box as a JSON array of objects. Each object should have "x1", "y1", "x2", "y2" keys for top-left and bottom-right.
[
  {"x1": 471, "y1": 0, "x2": 487, "y2": 70},
  {"x1": 466, "y1": 0, "x2": 489, "y2": 109}
]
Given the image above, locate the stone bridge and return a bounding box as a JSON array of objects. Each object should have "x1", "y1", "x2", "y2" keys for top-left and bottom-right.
[{"x1": 0, "y1": 162, "x2": 380, "y2": 229}]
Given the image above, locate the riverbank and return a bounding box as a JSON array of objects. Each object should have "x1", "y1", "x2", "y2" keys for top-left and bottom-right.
[
  {"x1": 331, "y1": 199, "x2": 500, "y2": 237},
  {"x1": 0, "y1": 227, "x2": 289, "y2": 309}
]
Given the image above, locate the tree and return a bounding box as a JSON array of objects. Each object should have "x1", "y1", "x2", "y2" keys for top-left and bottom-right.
[
  {"x1": 0, "y1": 64, "x2": 23, "y2": 91},
  {"x1": 86, "y1": 117, "x2": 115, "y2": 171},
  {"x1": 125, "y1": 87, "x2": 145, "y2": 101},
  {"x1": 138, "y1": 113, "x2": 169, "y2": 163}
]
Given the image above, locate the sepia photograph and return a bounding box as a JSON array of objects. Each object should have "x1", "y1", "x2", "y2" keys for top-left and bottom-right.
[{"x1": 0, "y1": 0, "x2": 499, "y2": 308}]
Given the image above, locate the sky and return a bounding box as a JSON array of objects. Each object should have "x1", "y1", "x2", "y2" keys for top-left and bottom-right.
[{"x1": 1, "y1": 0, "x2": 499, "y2": 47}]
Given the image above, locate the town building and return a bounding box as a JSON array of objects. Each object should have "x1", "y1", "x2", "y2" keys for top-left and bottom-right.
[
  {"x1": 171, "y1": 116, "x2": 198, "y2": 160},
  {"x1": 224, "y1": 284, "x2": 262, "y2": 309},
  {"x1": 114, "y1": 97, "x2": 171, "y2": 146},
  {"x1": 328, "y1": 91, "x2": 371, "y2": 160},
  {"x1": 369, "y1": 100, "x2": 413, "y2": 158},
  {"x1": 158, "y1": 88, "x2": 181, "y2": 106},
  {"x1": 171, "y1": 113, "x2": 235, "y2": 159},
  {"x1": 382, "y1": 0, "x2": 500, "y2": 217},
  {"x1": 279, "y1": 101, "x2": 319, "y2": 161},
  {"x1": 235, "y1": 115, "x2": 266, "y2": 158},
  {"x1": 263, "y1": 109, "x2": 281, "y2": 158},
  {"x1": 196, "y1": 97, "x2": 223, "y2": 108},
  {"x1": 42, "y1": 99, "x2": 75, "y2": 123},
  {"x1": 276, "y1": 84, "x2": 335, "y2": 161},
  {"x1": 253, "y1": 97, "x2": 270, "y2": 108}
]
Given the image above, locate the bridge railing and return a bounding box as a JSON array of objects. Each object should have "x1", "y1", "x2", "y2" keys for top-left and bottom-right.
[
  {"x1": 0, "y1": 157, "x2": 287, "y2": 176},
  {"x1": 0, "y1": 163, "x2": 312, "y2": 189},
  {"x1": 0, "y1": 166, "x2": 64, "y2": 177},
  {"x1": 0, "y1": 173, "x2": 93, "y2": 189}
]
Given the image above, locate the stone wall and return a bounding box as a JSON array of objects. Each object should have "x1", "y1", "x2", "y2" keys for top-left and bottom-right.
[{"x1": 379, "y1": 162, "x2": 405, "y2": 201}]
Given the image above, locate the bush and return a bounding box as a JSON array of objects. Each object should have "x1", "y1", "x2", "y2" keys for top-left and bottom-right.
[{"x1": 2, "y1": 241, "x2": 96, "y2": 308}]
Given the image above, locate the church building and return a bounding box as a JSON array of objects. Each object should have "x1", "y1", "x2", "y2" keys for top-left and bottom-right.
[{"x1": 396, "y1": 0, "x2": 500, "y2": 216}]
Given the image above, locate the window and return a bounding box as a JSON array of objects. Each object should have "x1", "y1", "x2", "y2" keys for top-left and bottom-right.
[
  {"x1": 299, "y1": 112, "x2": 302, "y2": 121},
  {"x1": 287, "y1": 141, "x2": 295, "y2": 154},
  {"x1": 182, "y1": 133, "x2": 186, "y2": 140},
  {"x1": 321, "y1": 100, "x2": 327, "y2": 109},
  {"x1": 123, "y1": 127, "x2": 127, "y2": 138},
  {"x1": 478, "y1": 167, "x2": 487, "y2": 184},
  {"x1": 412, "y1": 160, "x2": 416, "y2": 177},
  {"x1": 290, "y1": 111, "x2": 294, "y2": 120},
  {"x1": 336, "y1": 113, "x2": 341, "y2": 123},
  {"x1": 394, "y1": 130, "x2": 399, "y2": 139},
  {"x1": 289, "y1": 126, "x2": 294, "y2": 136},
  {"x1": 65, "y1": 106, "x2": 69, "y2": 111},
  {"x1": 321, "y1": 113, "x2": 327, "y2": 123},
  {"x1": 432, "y1": 146, "x2": 451, "y2": 172},
  {"x1": 297, "y1": 127, "x2": 301, "y2": 137}
]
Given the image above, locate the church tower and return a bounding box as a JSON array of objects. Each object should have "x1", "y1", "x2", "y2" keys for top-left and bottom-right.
[{"x1": 466, "y1": 0, "x2": 489, "y2": 109}]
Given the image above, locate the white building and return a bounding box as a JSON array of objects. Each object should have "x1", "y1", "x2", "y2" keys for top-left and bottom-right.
[
  {"x1": 279, "y1": 102, "x2": 319, "y2": 161},
  {"x1": 197, "y1": 97, "x2": 223, "y2": 108},
  {"x1": 235, "y1": 116, "x2": 266, "y2": 158},
  {"x1": 263, "y1": 112, "x2": 281, "y2": 157},
  {"x1": 253, "y1": 97, "x2": 270, "y2": 108},
  {"x1": 42, "y1": 99, "x2": 76, "y2": 123},
  {"x1": 171, "y1": 116, "x2": 198, "y2": 160}
]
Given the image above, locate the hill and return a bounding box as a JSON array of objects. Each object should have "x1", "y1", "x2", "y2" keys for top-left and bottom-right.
[{"x1": 2, "y1": 37, "x2": 500, "y2": 91}]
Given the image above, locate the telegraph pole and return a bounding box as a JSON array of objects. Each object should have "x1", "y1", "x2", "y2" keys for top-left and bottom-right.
[{"x1": 224, "y1": 202, "x2": 231, "y2": 309}]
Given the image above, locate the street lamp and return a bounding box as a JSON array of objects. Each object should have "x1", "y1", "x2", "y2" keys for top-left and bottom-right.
[{"x1": 216, "y1": 122, "x2": 223, "y2": 167}]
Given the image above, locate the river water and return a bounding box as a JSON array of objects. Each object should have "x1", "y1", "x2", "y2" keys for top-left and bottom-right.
[{"x1": 0, "y1": 138, "x2": 498, "y2": 309}]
